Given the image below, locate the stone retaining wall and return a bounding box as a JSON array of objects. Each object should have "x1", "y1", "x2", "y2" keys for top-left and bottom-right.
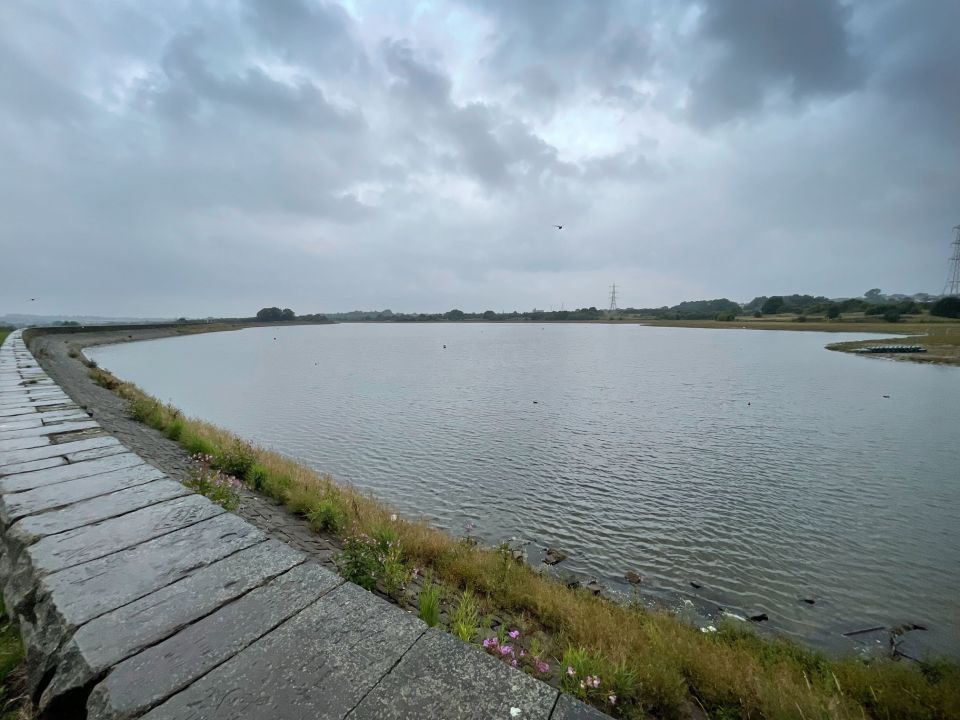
[{"x1": 0, "y1": 331, "x2": 604, "y2": 720}]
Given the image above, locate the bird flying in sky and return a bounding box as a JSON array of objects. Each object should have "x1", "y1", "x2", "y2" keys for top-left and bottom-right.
[{"x1": 553, "y1": 225, "x2": 563, "y2": 230}]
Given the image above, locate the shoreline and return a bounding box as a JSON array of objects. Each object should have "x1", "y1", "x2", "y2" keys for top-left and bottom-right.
[
  {"x1": 21, "y1": 325, "x2": 960, "y2": 720},
  {"x1": 21, "y1": 316, "x2": 960, "y2": 367}
]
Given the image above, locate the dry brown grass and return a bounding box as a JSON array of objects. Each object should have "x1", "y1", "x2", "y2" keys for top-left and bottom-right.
[
  {"x1": 86, "y1": 365, "x2": 960, "y2": 720},
  {"x1": 638, "y1": 316, "x2": 960, "y2": 366}
]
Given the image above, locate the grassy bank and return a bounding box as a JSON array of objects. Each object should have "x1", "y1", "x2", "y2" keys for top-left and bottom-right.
[
  {"x1": 81, "y1": 362, "x2": 960, "y2": 720},
  {"x1": 637, "y1": 316, "x2": 960, "y2": 366},
  {"x1": 0, "y1": 599, "x2": 26, "y2": 720}
]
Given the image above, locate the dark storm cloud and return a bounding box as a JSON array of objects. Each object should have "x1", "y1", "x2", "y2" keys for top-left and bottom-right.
[
  {"x1": 0, "y1": 0, "x2": 956, "y2": 318},
  {"x1": 468, "y1": 0, "x2": 654, "y2": 115},
  {"x1": 380, "y1": 40, "x2": 575, "y2": 190},
  {"x1": 154, "y1": 31, "x2": 363, "y2": 130},
  {"x1": 687, "y1": 0, "x2": 863, "y2": 127}
]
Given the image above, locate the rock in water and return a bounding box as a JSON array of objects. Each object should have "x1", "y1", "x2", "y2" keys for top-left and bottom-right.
[
  {"x1": 749, "y1": 612, "x2": 769, "y2": 622},
  {"x1": 801, "y1": 597, "x2": 816, "y2": 605},
  {"x1": 624, "y1": 571, "x2": 642, "y2": 584},
  {"x1": 690, "y1": 581, "x2": 702, "y2": 589},
  {"x1": 543, "y1": 547, "x2": 567, "y2": 566}
]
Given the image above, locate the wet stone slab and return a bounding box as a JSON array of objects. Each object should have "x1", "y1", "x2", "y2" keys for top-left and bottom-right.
[
  {"x1": 3, "y1": 479, "x2": 190, "y2": 551},
  {"x1": 0, "y1": 418, "x2": 45, "y2": 432},
  {"x1": 0, "y1": 456, "x2": 66, "y2": 476},
  {"x1": 35, "y1": 512, "x2": 265, "y2": 629},
  {"x1": 0, "y1": 435, "x2": 52, "y2": 453},
  {"x1": 0, "y1": 452, "x2": 146, "y2": 491},
  {"x1": 350, "y1": 629, "x2": 559, "y2": 720},
  {"x1": 0, "y1": 393, "x2": 69, "y2": 408},
  {"x1": 36, "y1": 409, "x2": 91, "y2": 423},
  {"x1": 44, "y1": 540, "x2": 305, "y2": 711},
  {"x1": 14, "y1": 493, "x2": 223, "y2": 579},
  {"x1": 0, "y1": 463, "x2": 165, "y2": 527},
  {"x1": 0, "y1": 435, "x2": 119, "y2": 471},
  {"x1": 0, "y1": 406, "x2": 42, "y2": 418},
  {"x1": 0, "y1": 419, "x2": 99, "y2": 441},
  {"x1": 66, "y1": 443, "x2": 130, "y2": 462},
  {"x1": 137, "y1": 582, "x2": 426, "y2": 720},
  {"x1": 23, "y1": 515, "x2": 267, "y2": 692},
  {"x1": 88, "y1": 563, "x2": 343, "y2": 720}
]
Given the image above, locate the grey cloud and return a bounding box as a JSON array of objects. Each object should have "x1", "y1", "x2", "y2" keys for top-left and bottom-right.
[
  {"x1": 244, "y1": 0, "x2": 367, "y2": 75},
  {"x1": 688, "y1": 0, "x2": 863, "y2": 127},
  {"x1": 382, "y1": 39, "x2": 452, "y2": 108},
  {"x1": 867, "y1": 0, "x2": 960, "y2": 141},
  {"x1": 469, "y1": 0, "x2": 654, "y2": 115},
  {"x1": 155, "y1": 31, "x2": 363, "y2": 130},
  {"x1": 381, "y1": 40, "x2": 574, "y2": 190}
]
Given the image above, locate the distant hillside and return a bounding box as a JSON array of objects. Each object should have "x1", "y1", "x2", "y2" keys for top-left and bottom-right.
[{"x1": 0, "y1": 313, "x2": 175, "y2": 328}]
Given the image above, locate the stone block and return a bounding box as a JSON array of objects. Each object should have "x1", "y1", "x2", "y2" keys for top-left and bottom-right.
[
  {"x1": 45, "y1": 539, "x2": 305, "y2": 712},
  {"x1": 0, "y1": 436, "x2": 119, "y2": 471},
  {"x1": 87, "y1": 562, "x2": 342, "y2": 720},
  {"x1": 0, "y1": 452, "x2": 145, "y2": 491},
  {"x1": 350, "y1": 629, "x2": 558, "y2": 720},
  {"x1": 136, "y1": 582, "x2": 426, "y2": 720},
  {"x1": 5, "y1": 479, "x2": 189, "y2": 547},
  {"x1": 0, "y1": 420, "x2": 99, "y2": 441},
  {"x1": 0, "y1": 463, "x2": 165, "y2": 527}
]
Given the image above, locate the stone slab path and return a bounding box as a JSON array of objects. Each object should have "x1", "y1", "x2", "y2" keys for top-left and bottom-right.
[{"x1": 0, "y1": 332, "x2": 606, "y2": 720}]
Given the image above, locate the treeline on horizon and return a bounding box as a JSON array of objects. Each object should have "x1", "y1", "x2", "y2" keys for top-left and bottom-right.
[
  {"x1": 308, "y1": 289, "x2": 960, "y2": 324},
  {"x1": 9, "y1": 292, "x2": 958, "y2": 333}
]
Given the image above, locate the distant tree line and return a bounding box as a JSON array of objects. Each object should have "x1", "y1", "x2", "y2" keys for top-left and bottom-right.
[
  {"x1": 317, "y1": 289, "x2": 958, "y2": 325},
  {"x1": 254, "y1": 307, "x2": 330, "y2": 323}
]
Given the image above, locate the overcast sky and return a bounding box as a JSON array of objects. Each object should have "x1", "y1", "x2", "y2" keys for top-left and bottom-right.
[{"x1": 1, "y1": 0, "x2": 957, "y2": 317}]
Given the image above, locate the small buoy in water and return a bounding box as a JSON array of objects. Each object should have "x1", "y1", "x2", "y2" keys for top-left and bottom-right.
[
  {"x1": 443, "y1": 344, "x2": 446, "y2": 349},
  {"x1": 533, "y1": 401, "x2": 538, "y2": 404},
  {"x1": 882, "y1": 395, "x2": 890, "y2": 398},
  {"x1": 747, "y1": 402, "x2": 751, "y2": 406}
]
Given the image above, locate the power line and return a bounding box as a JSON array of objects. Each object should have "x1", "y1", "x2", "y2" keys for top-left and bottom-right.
[{"x1": 944, "y1": 225, "x2": 960, "y2": 297}]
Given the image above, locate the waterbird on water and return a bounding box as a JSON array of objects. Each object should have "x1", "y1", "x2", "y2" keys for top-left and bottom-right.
[{"x1": 553, "y1": 224, "x2": 563, "y2": 230}]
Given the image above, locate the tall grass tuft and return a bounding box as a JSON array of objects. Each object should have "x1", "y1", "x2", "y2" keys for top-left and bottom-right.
[
  {"x1": 450, "y1": 589, "x2": 480, "y2": 644},
  {"x1": 418, "y1": 578, "x2": 441, "y2": 627}
]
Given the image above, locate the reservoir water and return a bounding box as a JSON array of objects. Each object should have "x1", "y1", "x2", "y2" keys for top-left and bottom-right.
[{"x1": 88, "y1": 323, "x2": 960, "y2": 659}]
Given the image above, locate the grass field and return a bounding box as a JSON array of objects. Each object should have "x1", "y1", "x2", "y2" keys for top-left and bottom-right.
[
  {"x1": 78, "y1": 356, "x2": 960, "y2": 720},
  {"x1": 0, "y1": 599, "x2": 25, "y2": 720},
  {"x1": 636, "y1": 315, "x2": 960, "y2": 366}
]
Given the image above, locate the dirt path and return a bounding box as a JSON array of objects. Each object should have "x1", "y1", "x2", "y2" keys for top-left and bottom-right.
[{"x1": 27, "y1": 328, "x2": 343, "y2": 567}]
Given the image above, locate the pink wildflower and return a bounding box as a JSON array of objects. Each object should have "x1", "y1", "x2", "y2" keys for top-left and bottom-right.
[
  {"x1": 519, "y1": 649, "x2": 526, "y2": 658},
  {"x1": 608, "y1": 695, "x2": 617, "y2": 706},
  {"x1": 566, "y1": 666, "x2": 576, "y2": 676},
  {"x1": 511, "y1": 659, "x2": 518, "y2": 667},
  {"x1": 499, "y1": 645, "x2": 513, "y2": 656},
  {"x1": 508, "y1": 630, "x2": 520, "y2": 639},
  {"x1": 534, "y1": 659, "x2": 550, "y2": 674},
  {"x1": 482, "y1": 638, "x2": 497, "y2": 649}
]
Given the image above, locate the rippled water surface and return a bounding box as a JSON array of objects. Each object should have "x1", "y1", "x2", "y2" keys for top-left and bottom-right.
[{"x1": 90, "y1": 324, "x2": 960, "y2": 658}]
